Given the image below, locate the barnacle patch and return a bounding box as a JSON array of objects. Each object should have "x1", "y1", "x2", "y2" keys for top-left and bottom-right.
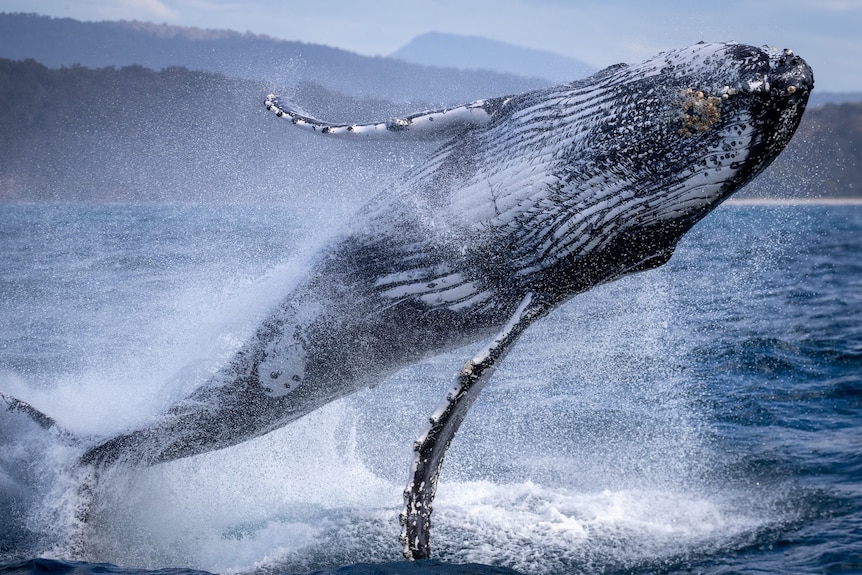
[{"x1": 678, "y1": 88, "x2": 723, "y2": 137}]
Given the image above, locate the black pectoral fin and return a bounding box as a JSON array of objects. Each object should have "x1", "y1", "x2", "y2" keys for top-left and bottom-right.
[{"x1": 399, "y1": 293, "x2": 545, "y2": 560}]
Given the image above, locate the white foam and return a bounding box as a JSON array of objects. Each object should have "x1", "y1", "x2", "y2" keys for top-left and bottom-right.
[
  {"x1": 430, "y1": 481, "x2": 767, "y2": 574},
  {"x1": 74, "y1": 400, "x2": 401, "y2": 571}
]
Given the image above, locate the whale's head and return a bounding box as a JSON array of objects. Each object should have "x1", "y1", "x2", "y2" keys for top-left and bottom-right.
[
  {"x1": 501, "y1": 42, "x2": 812, "y2": 294},
  {"x1": 579, "y1": 42, "x2": 812, "y2": 229},
  {"x1": 530, "y1": 42, "x2": 814, "y2": 285}
]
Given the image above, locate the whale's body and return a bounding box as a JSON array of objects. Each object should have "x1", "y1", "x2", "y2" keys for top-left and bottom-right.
[{"x1": 5, "y1": 42, "x2": 812, "y2": 559}]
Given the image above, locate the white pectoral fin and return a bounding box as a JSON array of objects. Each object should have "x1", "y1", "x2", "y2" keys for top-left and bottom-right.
[
  {"x1": 399, "y1": 292, "x2": 546, "y2": 560},
  {"x1": 264, "y1": 94, "x2": 508, "y2": 141}
]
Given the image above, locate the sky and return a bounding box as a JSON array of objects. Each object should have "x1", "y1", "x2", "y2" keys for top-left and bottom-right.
[{"x1": 1, "y1": 0, "x2": 860, "y2": 92}]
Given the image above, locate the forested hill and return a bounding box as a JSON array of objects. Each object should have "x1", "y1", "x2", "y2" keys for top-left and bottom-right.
[
  {"x1": 744, "y1": 101, "x2": 862, "y2": 200},
  {"x1": 0, "y1": 12, "x2": 544, "y2": 104},
  {"x1": 0, "y1": 58, "x2": 438, "y2": 203},
  {"x1": 0, "y1": 58, "x2": 859, "y2": 203}
]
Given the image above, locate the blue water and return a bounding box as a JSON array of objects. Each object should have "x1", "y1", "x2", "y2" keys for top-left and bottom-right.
[{"x1": 0, "y1": 203, "x2": 859, "y2": 575}]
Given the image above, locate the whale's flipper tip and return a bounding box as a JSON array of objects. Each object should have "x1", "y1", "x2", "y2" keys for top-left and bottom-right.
[
  {"x1": 1, "y1": 391, "x2": 84, "y2": 470},
  {"x1": 1, "y1": 391, "x2": 57, "y2": 431}
]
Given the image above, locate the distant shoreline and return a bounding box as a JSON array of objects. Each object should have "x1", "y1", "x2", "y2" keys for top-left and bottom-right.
[{"x1": 725, "y1": 197, "x2": 862, "y2": 206}]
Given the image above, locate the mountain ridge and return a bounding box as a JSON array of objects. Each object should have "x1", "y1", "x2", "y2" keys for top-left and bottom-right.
[
  {"x1": 389, "y1": 31, "x2": 596, "y2": 83},
  {"x1": 0, "y1": 12, "x2": 547, "y2": 104},
  {"x1": 2, "y1": 13, "x2": 858, "y2": 106}
]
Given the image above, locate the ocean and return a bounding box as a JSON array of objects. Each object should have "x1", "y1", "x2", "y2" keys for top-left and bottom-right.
[{"x1": 0, "y1": 202, "x2": 859, "y2": 574}]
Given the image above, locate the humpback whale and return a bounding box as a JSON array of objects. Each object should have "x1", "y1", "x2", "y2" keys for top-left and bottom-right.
[{"x1": 3, "y1": 42, "x2": 811, "y2": 560}]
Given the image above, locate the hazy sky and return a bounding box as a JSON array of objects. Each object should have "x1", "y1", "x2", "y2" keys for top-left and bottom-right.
[{"x1": 2, "y1": 0, "x2": 860, "y2": 92}]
